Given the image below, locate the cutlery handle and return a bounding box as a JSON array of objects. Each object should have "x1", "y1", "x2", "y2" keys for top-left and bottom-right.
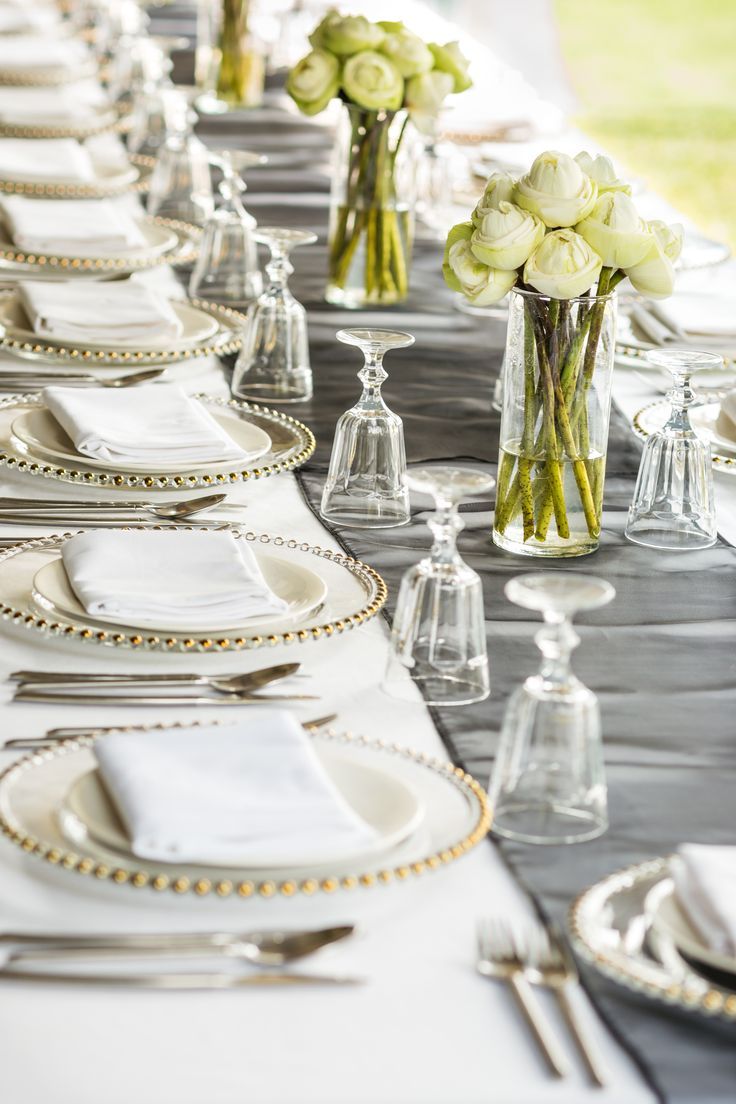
[
  {"x1": 12, "y1": 691, "x2": 315, "y2": 705},
  {"x1": 0, "y1": 969, "x2": 362, "y2": 989},
  {"x1": 556, "y1": 985, "x2": 608, "y2": 1088},
  {"x1": 509, "y1": 972, "x2": 569, "y2": 1079}
]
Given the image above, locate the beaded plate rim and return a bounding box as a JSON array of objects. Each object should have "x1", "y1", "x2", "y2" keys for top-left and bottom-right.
[
  {"x1": 569, "y1": 856, "x2": 736, "y2": 1022},
  {"x1": 0, "y1": 296, "x2": 246, "y2": 365},
  {"x1": 0, "y1": 59, "x2": 99, "y2": 88},
  {"x1": 632, "y1": 400, "x2": 736, "y2": 471},
  {"x1": 0, "y1": 392, "x2": 315, "y2": 488},
  {"x1": 0, "y1": 725, "x2": 491, "y2": 897},
  {"x1": 0, "y1": 216, "x2": 201, "y2": 273},
  {"x1": 0, "y1": 106, "x2": 121, "y2": 140},
  {"x1": 0, "y1": 527, "x2": 385, "y2": 652},
  {"x1": 0, "y1": 154, "x2": 152, "y2": 201}
]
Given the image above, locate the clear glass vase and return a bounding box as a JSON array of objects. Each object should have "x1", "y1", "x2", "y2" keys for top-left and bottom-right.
[
  {"x1": 493, "y1": 288, "x2": 616, "y2": 558},
  {"x1": 195, "y1": 0, "x2": 265, "y2": 113},
  {"x1": 326, "y1": 104, "x2": 417, "y2": 309}
]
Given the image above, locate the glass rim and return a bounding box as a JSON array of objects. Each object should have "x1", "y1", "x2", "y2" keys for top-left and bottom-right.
[{"x1": 510, "y1": 286, "x2": 616, "y2": 305}]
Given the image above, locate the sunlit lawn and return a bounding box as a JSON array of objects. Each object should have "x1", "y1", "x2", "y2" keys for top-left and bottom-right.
[{"x1": 555, "y1": 0, "x2": 736, "y2": 250}]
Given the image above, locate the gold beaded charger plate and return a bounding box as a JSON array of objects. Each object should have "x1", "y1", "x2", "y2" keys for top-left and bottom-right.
[
  {"x1": 0, "y1": 59, "x2": 98, "y2": 88},
  {"x1": 632, "y1": 400, "x2": 736, "y2": 474},
  {"x1": 0, "y1": 216, "x2": 201, "y2": 278},
  {"x1": 0, "y1": 393, "x2": 313, "y2": 488},
  {"x1": 569, "y1": 856, "x2": 736, "y2": 1022},
  {"x1": 0, "y1": 157, "x2": 140, "y2": 200},
  {"x1": 0, "y1": 104, "x2": 123, "y2": 141},
  {"x1": 30, "y1": 545, "x2": 328, "y2": 634},
  {"x1": 0, "y1": 292, "x2": 237, "y2": 363},
  {"x1": 0, "y1": 725, "x2": 489, "y2": 897},
  {"x1": 0, "y1": 528, "x2": 385, "y2": 653}
]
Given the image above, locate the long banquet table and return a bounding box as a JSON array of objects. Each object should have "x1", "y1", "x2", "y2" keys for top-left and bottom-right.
[{"x1": 0, "y1": 5, "x2": 734, "y2": 1103}]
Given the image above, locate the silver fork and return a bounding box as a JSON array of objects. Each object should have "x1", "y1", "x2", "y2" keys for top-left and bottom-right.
[
  {"x1": 525, "y1": 926, "x2": 609, "y2": 1088},
  {"x1": 476, "y1": 919, "x2": 569, "y2": 1078}
]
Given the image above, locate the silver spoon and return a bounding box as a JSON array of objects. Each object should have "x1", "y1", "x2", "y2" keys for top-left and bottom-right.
[{"x1": 0, "y1": 493, "x2": 228, "y2": 520}]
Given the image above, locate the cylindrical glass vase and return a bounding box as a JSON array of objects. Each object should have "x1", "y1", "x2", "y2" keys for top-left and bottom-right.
[
  {"x1": 326, "y1": 104, "x2": 416, "y2": 309},
  {"x1": 493, "y1": 287, "x2": 616, "y2": 557},
  {"x1": 195, "y1": 0, "x2": 265, "y2": 113}
]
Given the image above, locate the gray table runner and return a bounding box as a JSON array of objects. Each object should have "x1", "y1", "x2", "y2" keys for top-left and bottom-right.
[{"x1": 164, "y1": 22, "x2": 736, "y2": 1100}]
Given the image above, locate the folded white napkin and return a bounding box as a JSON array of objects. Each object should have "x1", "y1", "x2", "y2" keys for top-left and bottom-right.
[
  {"x1": 0, "y1": 196, "x2": 146, "y2": 255},
  {"x1": 20, "y1": 281, "x2": 184, "y2": 344},
  {"x1": 83, "y1": 132, "x2": 132, "y2": 176},
  {"x1": 0, "y1": 34, "x2": 89, "y2": 71},
  {"x1": 715, "y1": 391, "x2": 736, "y2": 443},
  {"x1": 0, "y1": 5, "x2": 59, "y2": 34},
  {"x1": 0, "y1": 82, "x2": 107, "y2": 124},
  {"x1": 94, "y1": 714, "x2": 378, "y2": 864},
  {"x1": 664, "y1": 292, "x2": 736, "y2": 338},
  {"x1": 672, "y1": 844, "x2": 736, "y2": 957},
  {"x1": 44, "y1": 384, "x2": 253, "y2": 465},
  {"x1": 61, "y1": 530, "x2": 289, "y2": 630},
  {"x1": 0, "y1": 137, "x2": 95, "y2": 183}
]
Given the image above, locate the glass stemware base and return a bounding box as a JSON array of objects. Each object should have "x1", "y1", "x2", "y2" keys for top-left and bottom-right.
[
  {"x1": 489, "y1": 572, "x2": 614, "y2": 844},
  {"x1": 383, "y1": 466, "x2": 494, "y2": 706}
]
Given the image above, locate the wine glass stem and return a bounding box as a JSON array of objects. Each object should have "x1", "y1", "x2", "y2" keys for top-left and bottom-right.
[
  {"x1": 428, "y1": 502, "x2": 462, "y2": 565},
  {"x1": 664, "y1": 369, "x2": 696, "y2": 434},
  {"x1": 265, "y1": 250, "x2": 293, "y2": 296},
  {"x1": 357, "y1": 351, "x2": 388, "y2": 411},
  {"x1": 536, "y1": 612, "x2": 579, "y2": 691}
]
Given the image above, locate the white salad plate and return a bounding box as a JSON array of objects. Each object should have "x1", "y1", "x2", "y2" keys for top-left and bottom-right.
[
  {"x1": 0, "y1": 217, "x2": 178, "y2": 261},
  {"x1": 651, "y1": 881, "x2": 736, "y2": 979},
  {"x1": 30, "y1": 547, "x2": 328, "y2": 634},
  {"x1": 10, "y1": 406, "x2": 272, "y2": 473}
]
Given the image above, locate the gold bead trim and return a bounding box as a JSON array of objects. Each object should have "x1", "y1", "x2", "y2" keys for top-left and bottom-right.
[
  {"x1": 0, "y1": 216, "x2": 200, "y2": 273},
  {"x1": 633, "y1": 401, "x2": 736, "y2": 470},
  {"x1": 0, "y1": 728, "x2": 492, "y2": 898},
  {"x1": 0, "y1": 60, "x2": 98, "y2": 88},
  {"x1": 0, "y1": 298, "x2": 246, "y2": 367},
  {"x1": 0, "y1": 527, "x2": 386, "y2": 652},
  {"x1": 0, "y1": 155, "x2": 154, "y2": 201},
  {"x1": 0, "y1": 107, "x2": 121, "y2": 141},
  {"x1": 0, "y1": 391, "x2": 315, "y2": 488},
  {"x1": 569, "y1": 856, "x2": 736, "y2": 1022}
]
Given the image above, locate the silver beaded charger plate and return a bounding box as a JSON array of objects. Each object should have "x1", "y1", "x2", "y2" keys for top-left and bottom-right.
[
  {"x1": 569, "y1": 856, "x2": 736, "y2": 1022},
  {"x1": 0, "y1": 393, "x2": 314, "y2": 488},
  {"x1": 0, "y1": 216, "x2": 201, "y2": 278},
  {"x1": 632, "y1": 399, "x2": 736, "y2": 474},
  {"x1": 0, "y1": 725, "x2": 490, "y2": 898},
  {"x1": 0, "y1": 528, "x2": 385, "y2": 652},
  {"x1": 0, "y1": 293, "x2": 249, "y2": 368}
]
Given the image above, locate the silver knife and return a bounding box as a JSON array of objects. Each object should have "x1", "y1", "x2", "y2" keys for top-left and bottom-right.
[
  {"x1": 10, "y1": 662, "x2": 301, "y2": 686},
  {"x1": 12, "y1": 690, "x2": 318, "y2": 706},
  {"x1": 0, "y1": 969, "x2": 363, "y2": 988}
]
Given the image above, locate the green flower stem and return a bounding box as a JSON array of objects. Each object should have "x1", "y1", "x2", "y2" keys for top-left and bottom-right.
[{"x1": 519, "y1": 304, "x2": 538, "y2": 541}]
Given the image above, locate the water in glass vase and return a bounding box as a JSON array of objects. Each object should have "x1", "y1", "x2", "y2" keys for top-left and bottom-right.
[
  {"x1": 493, "y1": 442, "x2": 606, "y2": 558},
  {"x1": 326, "y1": 204, "x2": 412, "y2": 309}
]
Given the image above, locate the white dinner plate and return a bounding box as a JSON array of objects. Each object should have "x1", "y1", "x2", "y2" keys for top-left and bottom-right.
[
  {"x1": 652, "y1": 881, "x2": 736, "y2": 978},
  {"x1": 31, "y1": 547, "x2": 328, "y2": 634},
  {"x1": 0, "y1": 293, "x2": 220, "y2": 351},
  {"x1": 0, "y1": 218, "x2": 179, "y2": 260},
  {"x1": 10, "y1": 406, "x2": 272, "y2": 473},
  {"x1": 61, "y1": 747, "x2": 425, "y2": 869}
]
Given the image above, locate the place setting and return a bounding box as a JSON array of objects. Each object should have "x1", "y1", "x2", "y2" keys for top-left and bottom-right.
[
  {"x1": 0, "y1": 31, "x2": 97, "y2": 87},
  {"x1": 0, "y1": 194, "x2": 201, "y2": 280},
  {"x1": 0, "y1": 134, "x2": 144, "y2": 200},
  {"x1": 0, "y1": 279, "x2": 248, "y2": 373},
  {"x1": 0, "y1": 80, "x2": 120, "y2": 139}
]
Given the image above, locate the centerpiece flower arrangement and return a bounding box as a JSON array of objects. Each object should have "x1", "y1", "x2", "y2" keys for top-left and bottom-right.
[
  {"x1": 443, "y1": 150, "x2": 683, "y2": 556},
  {"x1": 287, "y1": 11, "x2": 472, "y2": 307}
]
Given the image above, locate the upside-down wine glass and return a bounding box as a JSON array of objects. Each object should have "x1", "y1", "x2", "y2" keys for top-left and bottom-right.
[
  {"x1": 383, "y1": 466, "x2": 494, "y2": 706},
  {"x1": 320, "y1": 329, "x2": 414, "y2": 528},
  {"x1": 188, "y1": 149, "x2": 266, "y2": 303},
  {"x1": 146, "y1": 91, "x2": 214, "y2": 225},
  {"x1": 489, "y1": 572, "x2": 614, "y2": 845},
  {"x1": 625, "y1": 348, "x2": 719, "y2": 550},
  {"x1": 230, "y1": 227, "x2": 316, "y2": 403}
]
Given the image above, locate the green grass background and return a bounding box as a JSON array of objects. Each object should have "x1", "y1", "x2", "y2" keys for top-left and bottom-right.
[{"x1": 555, "y1": 0, "x2": 736, "y2": 249}]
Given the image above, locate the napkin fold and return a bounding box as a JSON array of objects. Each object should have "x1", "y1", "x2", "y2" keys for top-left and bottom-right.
[
  {"x1": 43, "y1": 384, "x2": 253, "y2": 465},
  {"x1": 0, "y1": 196, "x2": 146, "y2": 255},
  {"x1": 0, "y1": 34, "x2": 89, "y2": 71},
  {"x1": 715, "y1": 391, "x2": 736, "y2": 444},
  {"x1": 94, "y1": 714, "x2": 379, "y2": 864},
  {"x1": 0, "y1": 82, "x2": 108, "y2": 124},
  {"x1": 663, "y1": 293, "x2": 736, "y2": 338},
  {"x1": 61, "y1": 529, "x2": 289, "y2": 629},
  {"x1": 672, "y1": 844, "x2": 736, "y2": 957},
  {"x1": 0, "y1": 137, "x2": 95, "y2": 183},
  {"x1": 20, "y1": 281, "x2": 184, "y2": 344},
  {"x1": 0, "y1": 5, "x2": 59, "y2": 34}
]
